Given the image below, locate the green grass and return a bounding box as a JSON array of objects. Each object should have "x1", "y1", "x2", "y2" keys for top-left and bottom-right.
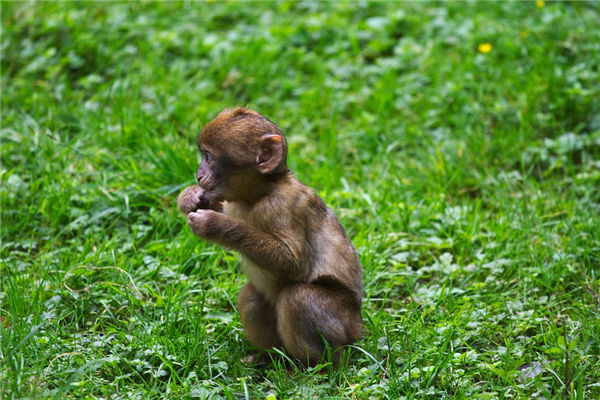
[{"x1": 1, "y1": 1, "x2": 599, "y2": 398}]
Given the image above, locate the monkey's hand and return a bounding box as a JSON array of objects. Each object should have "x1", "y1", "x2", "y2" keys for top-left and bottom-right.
[
  {"x1": 177, "y1": 185, "x2": 210, "y2": 214},
  {"x1": 187, "y1": 210, "x2": 304, "y2": 279},
  {"x1": 187, "y1": 209, "x2": 220, "y2": 238}
]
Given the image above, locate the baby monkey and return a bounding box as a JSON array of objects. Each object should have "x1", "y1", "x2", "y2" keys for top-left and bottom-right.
[{"x1": 178, "y1": 107, "x2": 362, "y2": 366}]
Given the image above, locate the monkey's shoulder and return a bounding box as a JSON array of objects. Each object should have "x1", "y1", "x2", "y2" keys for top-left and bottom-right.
[{"x1": 277, "y1": 176, "x2": 329, "y2": 214}]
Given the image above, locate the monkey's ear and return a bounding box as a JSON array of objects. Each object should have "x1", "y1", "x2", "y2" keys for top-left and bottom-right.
[{"x1": 257, "y1": 135, "x2": 283, "y2": 174}]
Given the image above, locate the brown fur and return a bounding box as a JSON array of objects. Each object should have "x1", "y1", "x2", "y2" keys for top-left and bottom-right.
[{"x1": 180, "y1": 107, "x2": 362, "y2": 366}]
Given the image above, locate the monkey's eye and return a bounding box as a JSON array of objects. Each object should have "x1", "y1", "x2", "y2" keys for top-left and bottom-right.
[{"x1": 203, "y1": 151, "x2": 211, "y2": 162}]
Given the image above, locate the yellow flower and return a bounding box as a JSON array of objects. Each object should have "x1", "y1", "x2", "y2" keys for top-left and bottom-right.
[
  {"x1": 536, "y1": 0, "x2": 545, "y2": 8},
  {"x1": 478, "y1": 43, "x2": 493, "y2": 53}
]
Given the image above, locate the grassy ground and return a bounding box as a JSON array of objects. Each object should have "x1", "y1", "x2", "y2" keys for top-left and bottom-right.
[{"x1": 1, "y1": 1, "x2": 600, "y2": 399}]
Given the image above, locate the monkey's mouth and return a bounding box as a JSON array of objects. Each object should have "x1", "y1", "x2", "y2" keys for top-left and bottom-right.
[
  {"x1": 200, "y1": 187, "x2": 225, "y2": 203},
  {"x1": 197, "y1": 178, "x2": 213, "y2": 190},
  {"x1": 198, "y1": 179, "x2": 217, "y2": 192}
]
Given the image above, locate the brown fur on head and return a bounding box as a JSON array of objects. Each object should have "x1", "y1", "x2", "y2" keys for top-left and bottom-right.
[
  {"x1": 198, "y1": 107, "x2": 288, "y2": 173},
  {"x1": 195, "y1": 107, "x2": 289, "y2": 204}
]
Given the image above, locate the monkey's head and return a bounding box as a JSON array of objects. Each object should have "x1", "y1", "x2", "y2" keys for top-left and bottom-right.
[{"x1": 195, "y1": 107, "x2": 289, "y2": 203}]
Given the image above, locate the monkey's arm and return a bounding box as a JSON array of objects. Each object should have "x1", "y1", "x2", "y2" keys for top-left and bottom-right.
[
  {"x1": 177, "y1": 185, "x2": 223, "y2": 214},
  {"x1": 188, "y1": 210, "x2": 305, "y2": 279}
]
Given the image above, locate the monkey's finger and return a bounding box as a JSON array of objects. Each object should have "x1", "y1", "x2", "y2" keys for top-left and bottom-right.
[
  {"x1": 188, "y1": 210, "x2": 208, "y2": 221},
  {"x1": 187, "y1": 212, "x2": 198, "y2": 223}
]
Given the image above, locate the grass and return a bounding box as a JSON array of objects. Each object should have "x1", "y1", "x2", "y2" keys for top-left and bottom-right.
[{"x1": 1, "y1": 1, "x2": 599, "y2": 398}]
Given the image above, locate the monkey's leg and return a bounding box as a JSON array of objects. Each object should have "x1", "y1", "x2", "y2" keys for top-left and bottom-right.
[
  {"x1": 237, "y1": 283, "x2": 282, "y2": 350},
  {"x1": 275, "y1": 284, "x2": 362, "y2": 366}
]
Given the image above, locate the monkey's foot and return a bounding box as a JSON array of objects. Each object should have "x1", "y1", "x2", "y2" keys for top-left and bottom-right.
[{"x1": 241, "y1": 352, "x2": 270, "y2": 365}]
